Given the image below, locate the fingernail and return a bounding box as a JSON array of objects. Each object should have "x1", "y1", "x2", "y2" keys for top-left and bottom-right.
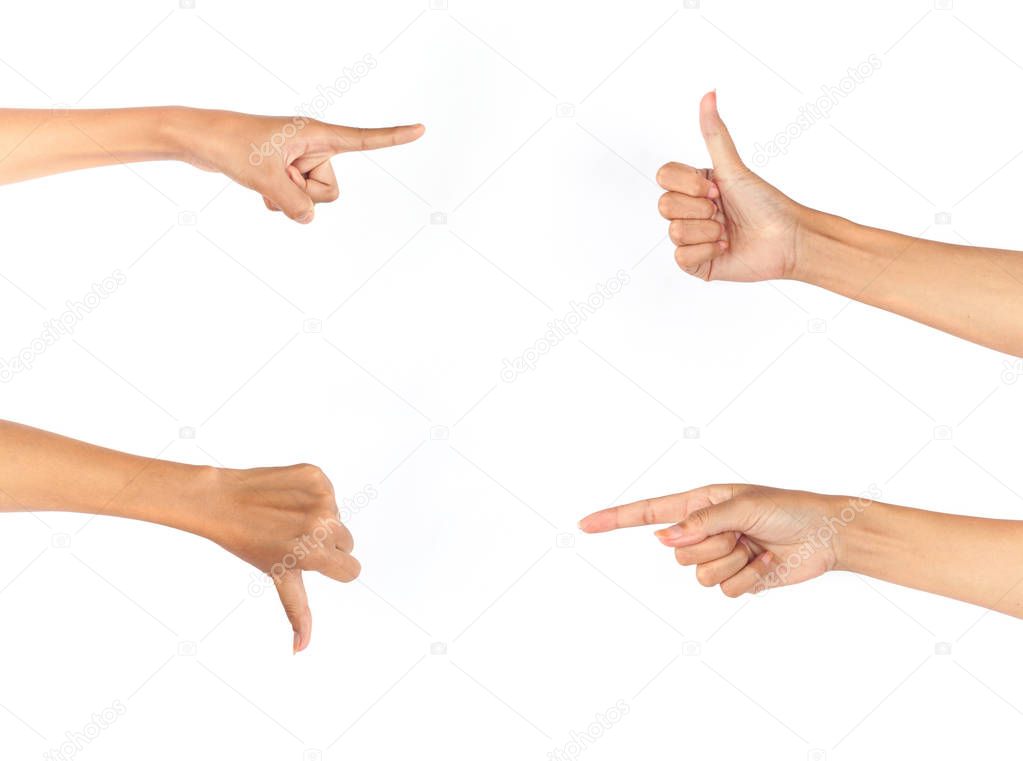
[
  {"x1": 655, "y1": 525, "x2": 683, "y2": 540},
  {"x1": 299, "y1": 211, "x2": 314, "y2": 224},
  {"x1": 293, "y1": 631, "x2": 301, "y2": 654}
]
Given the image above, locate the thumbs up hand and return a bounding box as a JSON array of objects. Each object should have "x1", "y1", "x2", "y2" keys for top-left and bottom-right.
[{"x1": 657, "y1": 91, "x2": 806, "y2": 282}]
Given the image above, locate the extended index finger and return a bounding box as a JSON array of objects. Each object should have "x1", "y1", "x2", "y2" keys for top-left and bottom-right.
[
  {"x1": 579, "y1": 483, "x2": 741, "y2": 533},
  {"x1": 327, "y1": 123, "x2": 425, "y2": 153}
]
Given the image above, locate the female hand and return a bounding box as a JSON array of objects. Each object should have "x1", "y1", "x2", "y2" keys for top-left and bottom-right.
[
  {"x1": 206, "y1": 463, "x2": 360, "y2": 653},
  {"x1": 179, "y1": 109, "x2": 425, "y2": 224},
  {"x1": 580, "y1": 483, "x2": 852, "y2": 597},
  {"x1": 657, "y1": 91, "x2": 807, "y2": 281}
]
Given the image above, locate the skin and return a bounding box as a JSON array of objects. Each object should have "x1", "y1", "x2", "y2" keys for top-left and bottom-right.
[
  {"x1": 0, "y1": 106, "x2": 425, "y2": 223},
  {"x1": 0, "y1": 105, "x2": 423, "y2": 650},
  {"x1": 580, "y1": 92, "x2": 1023, "y2": 618}
]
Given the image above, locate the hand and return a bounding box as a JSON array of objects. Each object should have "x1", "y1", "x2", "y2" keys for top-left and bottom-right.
[
  {"x1": 657, "y1": 91, "x2": 807, "y2": 281},
  {"x1": 580, "y1": 484, "x2": 849, "y2": 597},
  {"x1": 206, "y1": 463, "x2": 360, "y2": 652},
  {"x1": 178, "y1": 108, "x2": 425, "y2": 224}
]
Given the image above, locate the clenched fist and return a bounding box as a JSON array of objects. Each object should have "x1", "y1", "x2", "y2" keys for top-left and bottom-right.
[{"x1": 206, "y1": 463, "x2": 360, "y2": 653}]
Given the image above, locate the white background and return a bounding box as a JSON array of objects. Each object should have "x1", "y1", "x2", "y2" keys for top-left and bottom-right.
[{"x1": 2, "y1": 0, "x2": 1023, "y2": 758}]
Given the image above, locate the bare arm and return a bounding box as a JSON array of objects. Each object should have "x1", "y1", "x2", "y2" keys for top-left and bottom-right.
[
  {"x1": 0, "y1": 419, "x2": 359, "y2": 651},
  {"x1": 796, "y1": 212, "x2": 1023, "y2": 357},
  {"x1": 0, "y1": 107, "x2": 180, "y2": 185}
]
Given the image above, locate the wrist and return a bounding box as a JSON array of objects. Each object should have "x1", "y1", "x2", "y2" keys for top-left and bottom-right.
[
  {"x1": 110, "y1": 460, "x2": 227, "y2": 538},
  {"x1": 158, "y1": 106, "x2": 217, "y2": 167},
  {"x1": 790, "y1": 206, "x2": 845, "y2": 284},
  {"x1": 831, "y1": 494, "x2": 904, "y2": 576}
]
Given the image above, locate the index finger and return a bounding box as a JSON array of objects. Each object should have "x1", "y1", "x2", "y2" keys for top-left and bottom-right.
[
  {"x1": 656, "y1": 162, "x2": 718, "y2": 198},
  {"x1": 326, "y1": 123, "x2": 426, "y2": 153},
  {"x1": 578, "y1": 483, "x2": 741, "y2": 533}
]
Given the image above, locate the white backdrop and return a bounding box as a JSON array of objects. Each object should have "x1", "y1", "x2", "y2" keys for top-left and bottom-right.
[{"x1": 2, "y1": 0, "x2": 1023, "y2": 758}]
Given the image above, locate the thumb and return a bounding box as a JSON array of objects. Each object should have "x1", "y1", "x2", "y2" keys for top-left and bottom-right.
[
  {"x1": 654, "y1": 497, "x2": 754, "y2": 547},
  {"x1": 266, "y1": 175, "x2": 315, "y2": 224},
  {"x1": 699, "y1": 91, "x2": 744, "y2": 175},
  {"x1": 274, "y1": 569, "x2": 312, "y2": 653}
]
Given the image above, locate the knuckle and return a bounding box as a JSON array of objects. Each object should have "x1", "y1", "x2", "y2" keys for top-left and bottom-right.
[
  {"x1": 674, "y1": 547, "x2": 692, "y2": 565},
  {"x1": 324, "y1": 185, "x2": 340, "y2": 202},
  {"x1": 346, "y1": 557, "x2": 362, "y2": 581},
  {"x1": 640, "y1": 499, "x2": 657, "y2": 527},
  {"x1": 687, "y1": 508, "x2": 709, "y2": 529},
  {"x1": 658, "y1": 192, "x2": 673, "y2": 217},
  {"x1": 656, "y1": 163, "x2": 671, "y2": 186},
  {"x1": 669, "y1": 219, "x2": 685, "y2": 243}
]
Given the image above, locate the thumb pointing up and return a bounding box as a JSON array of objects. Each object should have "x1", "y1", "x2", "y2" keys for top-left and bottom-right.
[{"x1": 699, "y1": 91, "x2": 744, "y2": 176}]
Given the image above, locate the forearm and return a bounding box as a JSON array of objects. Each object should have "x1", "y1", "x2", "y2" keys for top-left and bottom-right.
[
  {"x1": 839, "y1": 498, "x2": 1023, "y2": 617},
  {"x1": 0, "y1": 420, "x2": 219, "y2": 536},
  {"x1": 0, "y1": 107, "x2": 193, "y2": 185},
  {"x1": 794, "y1": 210, "x2": 1023, "y2": 356}
]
